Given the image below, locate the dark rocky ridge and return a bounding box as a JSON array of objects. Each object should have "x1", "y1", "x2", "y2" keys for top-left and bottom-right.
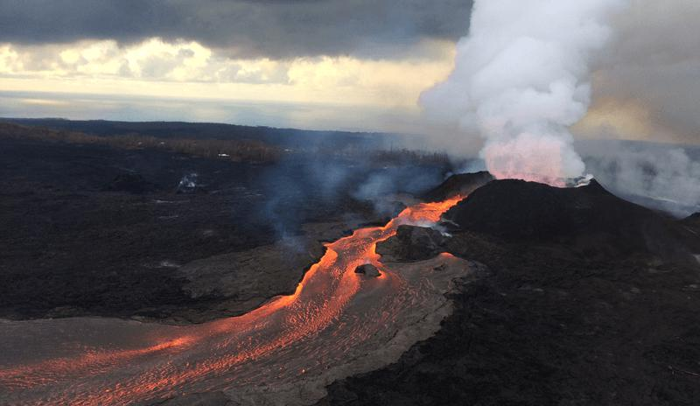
[
  {"x1": 354, "y1": 263, "x2": 380, "y2": 277},
  {"x1": 444, "y1": 179, "x2": 700, "y2": 264},
  {"x1": 321, "y1": 174, "x2": 700, "y2": 406},
  {"x1": 421, "y1": 171, "x2": 494, "y2": 202},
  {"x1": 683, "y1": 212, "x2": 700, "y2": 231},
  {"x1": 376, "y1": 225, "x2": 446, "y2": 262}
]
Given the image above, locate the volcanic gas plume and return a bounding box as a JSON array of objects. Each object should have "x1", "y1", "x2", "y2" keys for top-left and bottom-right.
[{"x1": 421, "y1": 0, "x2": 627, "y2": 186}]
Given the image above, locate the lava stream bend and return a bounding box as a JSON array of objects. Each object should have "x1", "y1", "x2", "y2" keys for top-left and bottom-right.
[{"x1": 0, "y1": 195, "x2": 466, "y2": 406}]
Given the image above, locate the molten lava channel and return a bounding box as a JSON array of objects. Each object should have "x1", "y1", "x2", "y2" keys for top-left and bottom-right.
[{"x1": 0, "y1": 195, "x2": 466, "y2": 406}]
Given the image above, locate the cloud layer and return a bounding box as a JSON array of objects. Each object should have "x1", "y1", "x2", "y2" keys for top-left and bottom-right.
[
  {"x1": 0, "y1": 0, "x2": 698, "y2": 149},
  {"x1": 575, "y1": 0, "x2": 700, "y2": 144},
  {"x1": 0, "y1": 0, "x2": 473, "y2": 59}
]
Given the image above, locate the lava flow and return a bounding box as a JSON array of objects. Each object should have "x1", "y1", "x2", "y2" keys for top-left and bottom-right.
[{"x1": 0, "y1": 195, "x2": 467, "y2": 406}]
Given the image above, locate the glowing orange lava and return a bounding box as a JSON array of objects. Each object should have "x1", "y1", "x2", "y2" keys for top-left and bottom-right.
[{"x1": 0, "y1": 195, "x2": 464, "y2": 406}]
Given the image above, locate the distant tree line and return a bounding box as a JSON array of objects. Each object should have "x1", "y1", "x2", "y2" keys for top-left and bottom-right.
[
  {"x1": 0, "y1": 121, "x2": 451, "y2": 167},
  {"x1": 0, "y1": 122, "x2": 283, "y2": 163}
]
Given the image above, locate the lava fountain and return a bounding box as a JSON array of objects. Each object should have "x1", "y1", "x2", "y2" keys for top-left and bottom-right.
[{"x1": 0, "y1": 195, "x2": 471, "y2": 406}]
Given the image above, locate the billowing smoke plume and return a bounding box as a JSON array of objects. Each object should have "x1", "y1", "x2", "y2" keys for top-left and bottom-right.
[{"x1": 421, "y1": 0, "x2": 627, "y2": 186}]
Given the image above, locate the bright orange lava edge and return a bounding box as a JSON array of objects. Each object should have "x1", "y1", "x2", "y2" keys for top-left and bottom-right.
[{"x1": 0, "y1": 194, "x2": 465, "y2": 405}]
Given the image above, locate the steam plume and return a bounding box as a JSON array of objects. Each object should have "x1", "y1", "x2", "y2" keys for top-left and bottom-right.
[{"x1": 421, "y1": 0, "x2": 627, "y2": 186}]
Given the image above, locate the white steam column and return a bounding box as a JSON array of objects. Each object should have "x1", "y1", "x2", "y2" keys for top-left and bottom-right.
[{"x1": 421, "y1": 0, "x2": 627, "y2": 186}]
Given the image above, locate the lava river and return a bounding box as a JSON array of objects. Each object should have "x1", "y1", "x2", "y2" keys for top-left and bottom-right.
[{"x1": 0, "y1": 196, "x2": 472, "y2": 406}]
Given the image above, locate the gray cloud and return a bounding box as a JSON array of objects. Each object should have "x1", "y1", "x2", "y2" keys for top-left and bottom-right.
[
  {"x1": 590, "y1": 0, "x2": 700, "y2": 144},
  {"x1": 0, "y1": 0, "x2": 473, "y2": 58}
]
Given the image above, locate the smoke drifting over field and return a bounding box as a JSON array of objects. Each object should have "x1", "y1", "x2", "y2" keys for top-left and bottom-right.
[
  {"x1": 258, "y1": 154, "x2": 447, "y2": 240},
  {"x1": 579, "y1": 140, "x2": 700, "y2": 216},
  {"x1": 421, "y1": 0, "x2": 627, "y2": 186}
]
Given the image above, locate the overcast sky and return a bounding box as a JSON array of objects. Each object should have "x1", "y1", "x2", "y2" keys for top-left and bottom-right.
[{"x1": 0, "y1": 0, "x2": 698, "y2": 145}]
